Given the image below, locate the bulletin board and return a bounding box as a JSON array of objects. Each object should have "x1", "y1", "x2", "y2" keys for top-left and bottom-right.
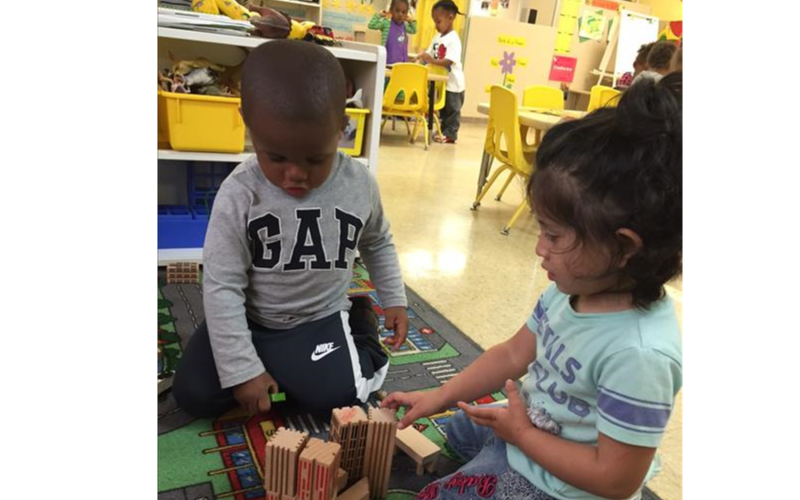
[
  {"x1": 558, "y1": 0, "x2": 651, "y2": 93},
  {"x1": 613, "y1": 10, "x2": 659, "y2": 80},
  {"x1": 462, "y1": 16, "x2": 557, "y2": 118},
  {"x1": 321, "y1": 0, "x2": 379, "y2": 41}
]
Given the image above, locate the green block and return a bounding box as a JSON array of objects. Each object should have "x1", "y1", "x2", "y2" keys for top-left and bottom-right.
[{"x1": 270, "y1": 392, "x2": 286, "y2": 403}]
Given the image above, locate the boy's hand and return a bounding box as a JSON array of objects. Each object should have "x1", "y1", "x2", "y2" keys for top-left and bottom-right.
[
  {"x1": 233, "y1": 371, "x2": 280, "y2": 416},
  {"x1": 418, "y1": 52, "x2": 434, "y2": 64},
  {"x1": 382, "y1": 306, "x2": 409, "y2": 350},
  {"x1": 457, "y1": 380, "x2": 533, "y2": 447},
  {"x1": 381, "y1": 389, "x2": 444, "y2": 430}
]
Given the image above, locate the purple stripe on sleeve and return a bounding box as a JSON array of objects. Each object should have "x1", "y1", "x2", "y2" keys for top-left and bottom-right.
[{"x1": 597, "y1": 391, "x2": 671, "y2": 430}]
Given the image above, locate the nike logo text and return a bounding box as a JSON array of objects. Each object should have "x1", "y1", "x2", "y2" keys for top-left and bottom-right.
[{"x1": 311, "y1": 342, "x2": 341, "y2": 361}]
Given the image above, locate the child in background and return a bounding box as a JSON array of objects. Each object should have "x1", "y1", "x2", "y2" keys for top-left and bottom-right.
[
  {"x1": 616, "y1": 42, "x2": 654, "y2": 90},
  {"x1": 369, "y1": 0, "x2": 417, "y2": 65},
  {"x1": 416, "y1": 0, "x2": 465, "y2": 144},
  {"x1": 633, "y1": 41, "x2": 677, "y2": 84},
  {"x1": 670, "y1": 43, "x2": 682, "y2": 73}
]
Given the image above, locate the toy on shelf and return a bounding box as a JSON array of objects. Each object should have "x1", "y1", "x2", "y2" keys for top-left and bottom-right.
[
  {"x1": 166, "y1": 262, "x2": 200, "y2": 284},
  {"x1": 192, "y1": 0, "x2": 260, "y2": 20},
  {"x1": 246, "y1": 4, "x2": 339, "y2": 45}
]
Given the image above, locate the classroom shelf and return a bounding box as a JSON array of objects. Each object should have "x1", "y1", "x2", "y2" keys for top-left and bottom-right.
[
  {"x1": 158, "y1": 149, "x2": 370, "y2": 168},
  {"x1": 262, "y1": 0, "x2": 321, "y2": 9}
]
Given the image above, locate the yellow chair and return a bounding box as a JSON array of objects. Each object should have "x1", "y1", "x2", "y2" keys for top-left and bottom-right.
[
  {"x1": 521, "y1": 85, "x2": 564, "y2": 148},
  {"x1": 382, "y1": 63, "x2": 430, "y2": 149},
  {"x1": 522, "y1": 85, "x2": 564, "y2": 110},
  {"x1": 471, "y1": 85, "x2": 536, "y2": 235},
  {"x1": 587, "y1": 85, "x2": 622, "y2": 112}
]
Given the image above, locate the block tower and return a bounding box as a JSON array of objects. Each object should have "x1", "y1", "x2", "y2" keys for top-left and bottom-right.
[
  {"x1": 330, "y1": 407, "x2": 370, "y2": 488},
  {"x1": 264, "y1": 428, "x2": 342, "y2": 500},
  {"x1": 297, "y1": 438, "x2": 342, "y2": 500},
  {"x1": 264, "y1": 428, "x2": 309, "y2": 500}
]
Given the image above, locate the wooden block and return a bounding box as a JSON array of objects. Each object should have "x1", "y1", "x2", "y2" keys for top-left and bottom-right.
[
  {"x1": 336, "y1": 468, "x2": 348, "y2": 493},
  {"x1": 395, "y1": 426, "x2": 441, "y2": 475},
  {"x1": 265, "y1": 427, "x2": 309, "y2": 498},
  {"x1": 363, "y1": 408, "x2": 397, "y2": 499},
  {"x1": 330, "y1": 407, "x2": 369, "y2": 487},
  {"x1": 314, "y1": 442, "x2": 342, "y2": 500},
  {"x1": 337, "y1": 477, "x2": 370, "y2": 500},
  {"x1": 298, "y1": 438, "x2": 326, "y2": 500},
  {"x1": 299, "y1": 438, "x2": 342, "y2": 500}
]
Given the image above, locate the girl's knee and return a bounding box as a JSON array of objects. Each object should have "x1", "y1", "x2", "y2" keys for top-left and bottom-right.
[{"x1": 445, "y1": 410, "x2": 483, "y2": 460}]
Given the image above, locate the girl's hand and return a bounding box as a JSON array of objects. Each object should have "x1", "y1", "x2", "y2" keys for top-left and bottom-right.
[
  {"x1": 381, "y1": 389, "x2": 445, "y2": 429},
  {"x1": 458, "y1": 379, "x2": 533, "y2": 447}
]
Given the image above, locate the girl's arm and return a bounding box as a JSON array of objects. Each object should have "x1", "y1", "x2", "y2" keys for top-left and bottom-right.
[
  {"x1": 383, "y1": 323, "x2": 536, "y2": 428},
  {"x1": 437, "y1": 323, "x2": 534, "y2": 406},
  {"x1": 460, "y1": 383, "x2": 657, "y2": 500},
  {"x1": 368, "y1": 13, "x2": 387, "y2": 30},
  {"x1": 519, "y1": 430, "x2": 656, "y2": 500},
  {"x1": 406, "y1": 19, "x2": 417, "y2": 34}
]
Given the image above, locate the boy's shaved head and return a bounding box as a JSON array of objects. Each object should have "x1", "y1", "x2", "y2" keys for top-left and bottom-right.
[{"x1": 242, "y1": 40, "x2": 347, "y2": 129}]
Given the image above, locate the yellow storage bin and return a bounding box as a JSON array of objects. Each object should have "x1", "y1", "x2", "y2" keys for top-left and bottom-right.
[
  {"x1": 339, "y1": 108, "x2": 369, "y2": 157},
  {"x1": 158, "y1": 90, "x2": 245, "y2": 153}
]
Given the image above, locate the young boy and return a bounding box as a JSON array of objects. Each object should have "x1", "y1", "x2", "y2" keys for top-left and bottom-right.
[
  {"x1": 173, "y1": 40, "x2": 409, "y2": 418},
  {"x1": 416, "y1": 0, "x2": 464, "y2": 144},
  {"x1": 616, "y1": 42, "x2": 653, "y2": 90}
]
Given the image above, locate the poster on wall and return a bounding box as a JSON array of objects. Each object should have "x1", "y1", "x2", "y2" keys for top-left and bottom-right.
[
  {"x1": 579, "y1": 11, "x2": 606, "y2": 41},
  {"x1": 555, "y1": 0, "x2": 582, "y2": 53},
  {"x1": 471, "y1": 0, "x2": 491, "y2": 17},
  {"x1": 590, "y1": 0, "x2": 620, "y2": 10},
  {"x1": 548, "y1": 55, "x2": 577, "y2": 82},
  {"x1": 658, "y1": 20, "x2": 682, "y2": 42},
  {"x1": 471, "y1": 0, "x2": 509, "y2": 18},
  {"x1": 321, "y1": 0, "x2": 378, "y2": 40}
]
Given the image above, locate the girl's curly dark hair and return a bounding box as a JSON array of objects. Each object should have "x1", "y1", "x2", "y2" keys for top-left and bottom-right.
[{"x1": 527, "y1": 74, "x2": 682, "y2": 309}]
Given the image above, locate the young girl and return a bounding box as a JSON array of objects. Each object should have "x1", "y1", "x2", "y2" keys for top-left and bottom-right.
[
  {"x1": 633, "y1": 41, "x2": 677, "y2": 85},
  {"x1": 616, "y1": 42, "x2": 654, "y2": 90},
  {"x1": 369, "y1": 0, "x2": 417, "y2": 65},
  {"x1": 416, "y1": 0, "x2": 465, "y2": 144},
  {"x1": 383, "y1": 76, "x2": 683, "y2": 500}
]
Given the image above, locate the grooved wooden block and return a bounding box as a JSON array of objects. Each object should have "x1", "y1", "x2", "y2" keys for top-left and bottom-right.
[
  {"x1": 298, "y1": 437, "x2": 342, "y2": 500},
  {"x1": 265, "y1": 427, "x2": 310, "y2": 499},
  {"x1": 330, "y1": 407, "x2": 369, "y2": 488},
  {"x1": 395, "y1": 426, "x2": 441, "y2": 475},
  {"x1": 336, "y1": 468, "x2": 348, "y2": 493},
  {"x1": 337, "y1": 477, "x2": 370, "y2": 500},
  {"x1": 363, "y1": 408, "x2": 397, "y2": 500}
]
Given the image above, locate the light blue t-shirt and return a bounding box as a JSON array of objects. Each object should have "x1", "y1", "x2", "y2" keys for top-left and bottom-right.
[{"x1": 507, "y1": 284, "x2": 682, "y2": 500}]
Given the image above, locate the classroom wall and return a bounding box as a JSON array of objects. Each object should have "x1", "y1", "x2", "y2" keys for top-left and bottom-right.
[
  {"x1": 462, "y1": 16, "x2": 557, "y2": 118},
  {"x1": 321, "y1": 0, "x2": 380, "y2": 42},
  {"x1": 637, "y1": 0, "x2": 682, "y2": 21}
]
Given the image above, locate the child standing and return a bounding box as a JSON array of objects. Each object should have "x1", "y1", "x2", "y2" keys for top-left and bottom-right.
[
  {"x1": 416, "y1": 0, "x2": 465, "y2": 144},
  {"x1": 369, "y1": 0, "x2": 417, "y2": 65},
  {"x1": 384, "y1": 76, "x2": 683, "y2": 500}
]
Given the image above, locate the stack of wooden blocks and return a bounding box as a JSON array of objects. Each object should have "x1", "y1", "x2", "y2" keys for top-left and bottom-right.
[
  {"x1": 264, "y1": 428, "x2": 342, "y2": 500},
  {"x1": 264, "y1": 405, "x2": 442, "y2": 500},
  {"x1": 329, "y1": 406, "x2": 397, "y2": 500}
]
